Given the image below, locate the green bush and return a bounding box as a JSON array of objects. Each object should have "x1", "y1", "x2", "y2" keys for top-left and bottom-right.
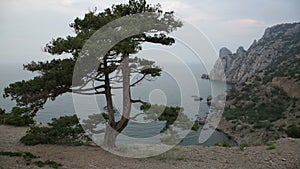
[
  {"x1": 0, "y1": 151, "x2": 37, "y2": 159},
  {"x1": 33, "y1": 160, "x2": 62, "y2": 169},
  {"x1": 191, "y1": 121, "x2": 200, "y2": 131},
  {"x1": 0, "y1": 151, "x2": 61, "y2": 168},
  {"x1": 239, "y1": 143, "x2": 249, "y2": 151},
  {"x1": 215, "y1": 142, "x2": 235, "y2": 147},
  {"x1": 20, "y1": 115, "x2": 88, "y2": 146},
  {"x1": 253, "y1": 121, "x2": 273, "y2": 130},
  {"x1": 266, "y1": 145, "x2": 276, "y2": 150},
  {"x1": 286, "y1": 123, "x2": 300, "y2": 138},
  {"x1": 0, "y1": 107, "x2": 34, "y2": 126},
  {"x1": 0, "y1": 108, "x2": 5, "y2": 114},
  {"x1": 0, "y1": 151, "x2": 38, "y2": 164}
]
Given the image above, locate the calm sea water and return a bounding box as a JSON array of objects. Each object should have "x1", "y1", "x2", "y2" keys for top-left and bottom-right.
[{"x1": 0, "y1": 63, "x2": 234, "y2": 146}]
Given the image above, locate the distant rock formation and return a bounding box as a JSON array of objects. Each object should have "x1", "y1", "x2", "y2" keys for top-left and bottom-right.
[
  {"x1": 201, "y1": 74, "x2": 210, "y2": 80},
  {"x1": 214, "y1": 22, "x2": 300, "y2": 145},
  {"x1": 210, "y1": 22, "x2": 300, "y2": 84}
]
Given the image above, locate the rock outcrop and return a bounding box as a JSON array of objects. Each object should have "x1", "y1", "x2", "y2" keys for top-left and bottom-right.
[
  {"x1": 214, "y1": 22, "x2": 300, "y2": 145},
  {"x1": 210, "y1": 22, "x2": 300, "y2": 84}
]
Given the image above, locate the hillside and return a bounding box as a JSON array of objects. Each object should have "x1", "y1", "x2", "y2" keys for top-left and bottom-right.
[{"x1": 211, "y1": 22, "x2": 300, "y2": 144}]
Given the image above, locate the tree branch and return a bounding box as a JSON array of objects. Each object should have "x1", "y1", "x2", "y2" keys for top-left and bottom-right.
[
  {"x1": 129, "y1": 112, "x2": 146, "y2": 121},
  {"x1": 130, "y1": 74, "x2": 147, "y2": 87},
  {"x1": 111, "y1": 74, "x2": 146, "y2": 89},
  {"x1": 90, "y1": 128, "x2": 106, "y2": 134},
  {"x1": 131, "y1": 99, "x2": 147, "y2": 104},
  {"x1": 72, "y1": 90, "x2": 105, "y2": 95},
  {"x1": 72, "y1": 85, "x2": 105, "y2": 92}
]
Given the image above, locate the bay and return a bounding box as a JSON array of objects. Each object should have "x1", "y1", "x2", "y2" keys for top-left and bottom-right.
[{"x1": 0, "y1": 63, "x2": 235, "y2": 146}]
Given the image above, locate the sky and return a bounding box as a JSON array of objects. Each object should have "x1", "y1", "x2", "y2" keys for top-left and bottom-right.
[{"x1": 0, "y1": 0, "x2": 299, "y2": 64}]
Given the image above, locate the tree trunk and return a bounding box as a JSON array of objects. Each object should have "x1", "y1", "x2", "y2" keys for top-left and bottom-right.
[
  {"x1": 103, "y1": 56, "x2": 117, "y2": 148},
  {"x1": 103, "y1": 55, "x2": 131, "y2": 148},
  {"x1": 103, "y1": 125, "x2": 118, "y2": 148},
  {"x1": 104, "y1": 57, "x2": 116, "y2": 127},
  {"x1": 116, "y1": 55, "x2": 131, "y2": 133}
]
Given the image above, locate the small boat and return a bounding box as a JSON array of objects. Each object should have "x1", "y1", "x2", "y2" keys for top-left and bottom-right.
[
  {"x1": 194, "y1": 97, "x2": 203, "y2": 101},
  {"x1": 192, "y1": 96, "x2": 203, "y2": 101}
]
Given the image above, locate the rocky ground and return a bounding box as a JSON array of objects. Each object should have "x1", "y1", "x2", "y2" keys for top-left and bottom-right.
[{"x1": 0, "y1": 125, "x2": 299, "y2": 169}]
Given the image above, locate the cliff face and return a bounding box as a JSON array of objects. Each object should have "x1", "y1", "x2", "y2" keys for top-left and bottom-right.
[
  {"x1": 214, "y1": 22, "x2": 300, "y2": 145},
  {"x1": 210, "y1": 23, "x2": 300, "y2": 84}
]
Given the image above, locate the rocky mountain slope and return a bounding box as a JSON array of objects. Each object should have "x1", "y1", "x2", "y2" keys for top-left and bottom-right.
[
  {"x1": 211, "y1": 22, "x2": 300, "y2": 144},
  {"x1": 210, "y1": 22, "x2": 300, "y2": 84}
]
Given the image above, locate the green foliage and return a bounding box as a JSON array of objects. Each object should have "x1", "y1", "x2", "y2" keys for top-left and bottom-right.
[
  {"x1": 215, "y1": 142, "x2": 235, "y2": 147},
  {"x1": 0, "y1": 151, "x2": 37, "y2": 159},
  {"x1": 142, "y1": 104, "x2": 193, "y2": 133},
  {"x1": 0, "y1": 151, "x2": 37, "y2": 165},
  {"x1": 239, "y1": 143, "x2": 249, "y2": 151},
  {"x1": 266, "y1": 145, "x2": 276, "y2": 150},
  {"x1": 286, "y1": 123, "x2": 300, "y2": 138},
  {"x1": 140, "y1": 67, "x2": 162, "y2": 77},
  {"x1": 81, "y1": 113, "x2": 108, "y2": 133},
  {"x1": 4, "y1": 0, "x2": 181, "y2": 113},
  {"x1": 158, "y1": 155, "x2": 167, "y2": 161},
  {"x1": 140, "y1": 103, "x2": 151, "y2": 111},
  {"x1": 0, "y1": 107, "x2": 34, "y2": 126},
  {"x1": 223, "y1": 85, "x2": 289, "y2": 130},
  {"x1": 3, "y1": 1, "x2": 183, "y2": 147},
  {"x1": 191, "y1": 121, "x2": 200, "y2": 131},
  {"x1": 157, "y1": 106, "x2": 181, "y2": 132},
  {"x1": 0, "y1": 151, "x2": 62, "y2": 168},
  {"x1": 140, "y1": 104, "x2": 196, "y2": 144},
  {"x1": 253, "y1": 121, "x2": 273, "y2": 130},
  {"x1": 0, "y1": 108, "x2": 5, "y2": 114},
  {"x1": 20, "y1": 115, "x2": 88, "y2": 146},
  {"x1": 33, "y1": 160, "x2": 62, "y2": 169},
  {"x1": 265, "y1": 44, "x2": 300, "y2": 83},
  {"x1": 266, "y1": 142, "x2": 276, "y2": 150}
]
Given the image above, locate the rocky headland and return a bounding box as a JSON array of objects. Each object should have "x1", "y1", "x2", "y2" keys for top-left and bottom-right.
[{"x1": 211, "y1": 22, "x2": 300, "y2": 145}]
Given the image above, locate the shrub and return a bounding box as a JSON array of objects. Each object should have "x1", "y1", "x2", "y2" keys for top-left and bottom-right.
[
  {"x1": 33, "y1": 160, "x2": 62, "y2": 169},
  {"x1": 253, "y1": 121, "x2": 273, "y2": 130},
  {"x1": 0, "y1": 151, "x2": 37, "y2": 159},
  {"x1": 215, "y1": 142, "x2": 235, "y2": 147},
  {"x1": 0, "y1": 151, "x2": 38, "y2": 164},
  {"x1": 0, "y1": 151, "x2": 62, "y2": 168},
  {"x1": 0, "y1": 108, "x2": 5, "y2": 114},
  {"x1": 20, "y1": 115, "x2": 88, "y2": 146},
  {"x1": 286, "y1": 123, "x2": 300, "y2": 138},
  {"x1": 266, "y1": 141, "x2": 276, "y2": 149},
  {"x1": 191, "y1": 121, "x2": 200, "y2": 131},
  {"x1": 0, "y1": 107, "x2": 34, "y2": 126},
  {"x1": 239, "y1": 143, "x2": 249, "y2": 151}
]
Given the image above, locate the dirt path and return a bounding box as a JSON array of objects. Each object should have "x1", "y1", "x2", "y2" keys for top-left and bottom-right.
[{"x1": 0, "y1": 125, "x2": 299, "y2": 169}]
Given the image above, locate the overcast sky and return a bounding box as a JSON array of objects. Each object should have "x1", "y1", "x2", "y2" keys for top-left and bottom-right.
[{"x1": 0, "y1": 0, "x2": 299, "y2": 64}]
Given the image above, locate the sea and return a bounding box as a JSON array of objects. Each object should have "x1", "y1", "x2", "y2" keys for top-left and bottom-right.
[{"x1": 0, "y1": 63, "x2": 235, "y2": 146}]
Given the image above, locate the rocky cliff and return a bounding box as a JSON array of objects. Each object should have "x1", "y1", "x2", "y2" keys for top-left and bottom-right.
[
  {"x1": 210, "y1": 22, "x2": 300, "y2": 84},
  {"x1": 214, "y1": 22, "x2": 300, "y2": 145}
]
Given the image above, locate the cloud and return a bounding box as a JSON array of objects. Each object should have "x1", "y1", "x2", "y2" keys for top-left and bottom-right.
[
  {"x1": 0, "y1": 0, "x2": 123, "y2": 16},
  {"x1": 223, "y1": 19, "x2": 261, "y2": 27},
  {"x1": 221, "y1": 19, "x2": 266, "y2": 35},
  {"x1": 148, "y1": 0, "x2": 217, "y2": 23}
]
